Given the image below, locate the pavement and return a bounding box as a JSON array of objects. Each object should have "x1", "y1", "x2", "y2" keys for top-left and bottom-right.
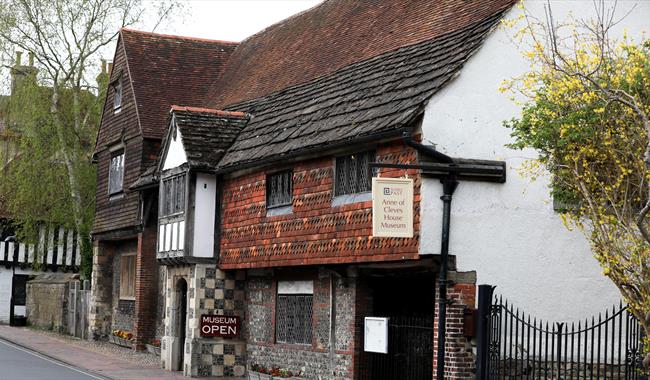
[{"x1": 0, "y1": 326, "x2": 241, "y2": 380}]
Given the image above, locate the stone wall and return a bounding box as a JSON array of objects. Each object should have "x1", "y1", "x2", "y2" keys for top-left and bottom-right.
[
  {"x1": 89, "y1": 240, "x2": 113, "y2": 339},
  {"x1": 156, "y1": 265, "x2": 166, "y2": 338},
  {"x1": 187, "y1": 265, "x2": 247, "y2": 377},
  {"x1": 245, "y1": 268, "x2": 357, "y2": 380},
  {"x1": 90, "y1": 239, "x2": 140, "y2": 340},
  {"x1": 162, "y1": 264, "x2": 247, "y2": 377},
  {"x1": 26, "y1": 273, "x2": 79, "y2": 333},
  {"x1": 111, "y1": 246, "x2": 136, "y2": 332}
]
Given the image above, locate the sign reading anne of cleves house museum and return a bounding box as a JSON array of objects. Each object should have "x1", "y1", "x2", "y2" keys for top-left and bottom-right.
[
  {"x1": 372, "y1": 177, "x2": 414, "y2": 238},
  {"x1": 200, "y1": 315, "x2": 241, "y2": 338}
]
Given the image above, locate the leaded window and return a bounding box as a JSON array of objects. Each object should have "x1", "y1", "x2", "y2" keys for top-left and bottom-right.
[
  {"x1": 335, "y1": 150, "x2": 375, "y2": 196},
  {"x1": 108, "y1": 150, "x2": 125, "y2": 195},
  {"x1": 113, "y1": 81, "x2": 122, "y2": 111},
  {"x1": 160, "y1": 174, "x2": 186, "y2": 217},
  {"x1": 266, "y1": 170, "x2": 293, "y2": 208},
  {"x1": 276, "y1": 294, "x2": 313, "y2": 344}
]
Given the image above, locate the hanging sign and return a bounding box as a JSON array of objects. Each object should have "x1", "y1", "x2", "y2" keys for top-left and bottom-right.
[
  {"x1": 200, "y1": 315, "x2": 241, "y2": 338},
  {"x1": 372, "y1": 177, "x2": 414, "y2": 238}
]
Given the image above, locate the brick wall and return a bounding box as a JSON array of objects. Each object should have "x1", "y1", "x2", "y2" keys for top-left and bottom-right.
[
  {"x1": 432, "y1": 271, "x2": 477, "y2": 380},
  {"x1": 220, "y1": 140, "x2": 421, "y2": 269},
  {"x1": 134, "y1": 227, "x2": 159, "y2": 349},
  {"x1": 109, "y1": 240, "x2": 137, "y2": 332}
]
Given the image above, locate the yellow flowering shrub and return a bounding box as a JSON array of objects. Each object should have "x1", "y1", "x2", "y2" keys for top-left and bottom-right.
[{"x1": 503, "y1": 8, "x2": 650, "y2": 345}]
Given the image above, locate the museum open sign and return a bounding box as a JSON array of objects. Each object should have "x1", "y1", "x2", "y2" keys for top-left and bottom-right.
[
  {"x1": 200, "y1": 315, "x2": 241, "y2": 338},
  {"x1": 372, "y1": 177, "x2": 414, "y2": 238}
]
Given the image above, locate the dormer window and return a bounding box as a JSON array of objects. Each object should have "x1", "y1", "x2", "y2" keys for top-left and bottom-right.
[
  {"x1": 108, "y1": 149, "x2": 125, "y2": 195},
  {"x1": 113, "y1": 81, "x2": 122, "y2": 112}
]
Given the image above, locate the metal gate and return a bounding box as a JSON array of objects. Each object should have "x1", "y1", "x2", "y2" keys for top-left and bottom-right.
[
  {"x1": 476, "y1": 285, "x2": 646, "y2": 379},
  {"x1": 10, "y1": 274, "x2": 29, "y2": 326},
  {"x1": 359, "y1": 315, "x2": 434, "y2": 380}
]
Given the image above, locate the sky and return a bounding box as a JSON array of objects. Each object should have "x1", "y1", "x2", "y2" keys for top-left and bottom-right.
[{"x1": 157, "y1": 1, "x2": 322, "y2": 42}]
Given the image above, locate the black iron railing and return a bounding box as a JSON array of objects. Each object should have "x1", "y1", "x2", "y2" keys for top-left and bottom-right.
[
  {"x1": 476, "y1": 285, "x2": 646, "y2": 380},
  {"x1": 358, "y1": 315, "x2": 434, "y2": 380}
]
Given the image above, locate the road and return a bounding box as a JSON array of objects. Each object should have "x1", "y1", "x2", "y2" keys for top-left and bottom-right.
[{"x1": 0, "y1": 338, "x2": 106, "y2": 380}]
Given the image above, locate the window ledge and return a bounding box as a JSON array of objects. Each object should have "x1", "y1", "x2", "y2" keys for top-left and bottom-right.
[
  {"x1": 332, "y1": 192, "x2": 372, "y2": 207},
  {"x1": 119, "y1": 297, "x2": 135, "y2": 301},
  {"x1": 266, "y1": 205, "x2": 292, "y2": 217},
  {"x1": 109, "y1": 192, "x2": 125, "y2": 201}
]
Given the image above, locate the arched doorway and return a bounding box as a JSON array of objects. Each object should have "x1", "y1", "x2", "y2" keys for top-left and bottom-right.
[{"x1": 175, "y1": 278, "x2": 188, "y2": 372}]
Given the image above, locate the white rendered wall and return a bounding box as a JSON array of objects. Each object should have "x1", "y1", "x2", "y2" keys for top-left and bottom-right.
[
  {"x1": 163, "y1": 125, "x2": 187, "y2": 171},
  {"x1": 420, "y1": 1, "x2": 649, "y2": 322},
  {"x1": 192, "y1": 173, "x2": 216, "y2": 258}
]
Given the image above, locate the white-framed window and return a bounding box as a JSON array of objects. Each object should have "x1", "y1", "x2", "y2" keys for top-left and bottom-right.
[
  {"x1": 159, "y1": 174, "x2": 186, "y2": 217},
  {"x1": 119, "y1": 253, "x2": 136, "y2": 300},
  {"x1": 113, "y1": 80, "x2": 122, "y2": 112},
  {"x1": 334, "y1": 150, "x2": 375, "y2": 196},
  {"x1": 266, "y1": 170, "x2": 293, "y2": 209},
  {"x1": 108, "y1": 149, "x2": 125, "y2": 195},
  {"x1": 275, "y1": 280, "x2": 313, "y2": 345}
]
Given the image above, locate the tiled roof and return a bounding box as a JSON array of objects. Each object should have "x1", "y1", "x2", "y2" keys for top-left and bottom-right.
[
  {"x1": 169, "y1": 106, "x2": 248, "y2": 171},
  {"x1": 216, "y1": 8, "x2": 510, "y2": 170},
  {"x1": 211, "y1": 0, "x2": 515, "y2": 108},
  {"x1": 120, "y1": 29, "x2": 238, "y2": 140}
]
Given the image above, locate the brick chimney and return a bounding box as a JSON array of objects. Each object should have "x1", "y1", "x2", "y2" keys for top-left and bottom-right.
[
  {"x1": 10, "y1": 50, "x2": 38, "y2": 96},
  {"x1": 96, "y1": 59, "x2": 110, "y2": 95}
]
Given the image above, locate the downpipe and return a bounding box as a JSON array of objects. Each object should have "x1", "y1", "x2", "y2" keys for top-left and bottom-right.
[{"x1": 436, "y1": 177, "x2": 458, "y2": 380}]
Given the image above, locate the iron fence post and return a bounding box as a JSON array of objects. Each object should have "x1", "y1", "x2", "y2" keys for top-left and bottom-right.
[
  {"x1": 556, "y1": 322, "x2": 564, "y2": 379},
  {"x1": 476, "y1": 285, "x2": 495, "y2": 380}
]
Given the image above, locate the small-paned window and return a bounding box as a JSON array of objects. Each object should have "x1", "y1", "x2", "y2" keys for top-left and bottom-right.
[
  {"x1": 160, "y1": 174, "x2": 186, "y2": 217},
  {"x1": 276, "y1": 281, "x2": 313, "y2": 345},
  {"x1": 113, "y1": 81, "x2": 122, "y2": 111},
  {"x1": 108, "y1": 150, "x2": 125, "y2": 195},
  {"x1": 266, "y1": 170, "x2": 293, "y2": 208},
  {"x1": 119, "y1": 254, "x2": 136, "y2": 300},
  {"x1": 335, "y1": 150, "x2": 375, "y2": 196}
]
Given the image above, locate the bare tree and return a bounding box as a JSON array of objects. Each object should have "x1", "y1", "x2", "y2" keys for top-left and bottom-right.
[{"x1": 0, "y1": 0, "x2": 179, "y2": 276}]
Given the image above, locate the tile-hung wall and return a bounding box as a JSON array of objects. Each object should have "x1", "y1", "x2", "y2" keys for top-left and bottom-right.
[{"x1": 162, "y1": 265, "x2": 246, "y2": 377}]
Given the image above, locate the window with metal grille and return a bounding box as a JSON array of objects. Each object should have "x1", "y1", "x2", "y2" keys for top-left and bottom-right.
[
  {"x1": 276, "y1": 294, "x2": 313, "y2": 344},
  {"x1": 108, "y1": 150, "x2": 125, "y2": 195},
  {"x1": 335, "y1": 151, "x2": 375, "y2": 196},
  {"x1": 119, "y1": 254, "x2": 135, "y2": 300},
  {"x1": 266, "y1": 170, "x2": 293, "y2": 208},
  {"x1": 160, "y1": 174, "x2": 186, "y2": 217}
]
